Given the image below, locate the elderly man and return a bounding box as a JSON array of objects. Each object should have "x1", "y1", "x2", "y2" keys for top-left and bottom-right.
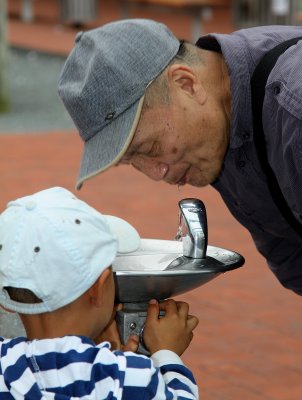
[{"x1": 58, "y1": 19, "x2": 302, "y2": 296}]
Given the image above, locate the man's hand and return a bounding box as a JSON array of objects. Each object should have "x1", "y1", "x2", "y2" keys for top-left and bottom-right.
[
  {"x1": 143, "y1": 299, "x2": 199, "y2": 356},
  {"x1": 94, "y1": 304, "x2": 139, "y2": 352}
]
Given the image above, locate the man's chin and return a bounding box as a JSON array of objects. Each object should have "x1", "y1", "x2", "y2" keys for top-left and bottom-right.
[
  {"x1": 187, "y1": 166, "x2": 221, "y2": 187},
  {"x1": 186, "y1": 175, "x2": 212, "y2": 188}
]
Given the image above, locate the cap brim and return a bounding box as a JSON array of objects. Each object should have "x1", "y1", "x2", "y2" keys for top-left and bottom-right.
[
  {"x1": 76, "y1": 95, "x2": 145, "y2": 190},
  {"x1": 105, "y1": 215, "x2": 141, "y2": 253}
]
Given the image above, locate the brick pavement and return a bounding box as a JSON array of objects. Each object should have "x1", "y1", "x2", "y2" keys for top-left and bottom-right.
[{"x1": 2, "y1": 1, "x2": 302, "y2": 399}]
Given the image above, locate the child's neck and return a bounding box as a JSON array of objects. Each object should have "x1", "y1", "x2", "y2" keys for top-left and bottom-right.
[
  {"x1": 19, "y1": 299, "x2": 96, "y2": 341},
  {"x1": 21, "y1": 313, "x2": 92, "y2": 340}
]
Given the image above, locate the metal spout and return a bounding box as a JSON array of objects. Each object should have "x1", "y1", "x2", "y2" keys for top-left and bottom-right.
[{"x1": 178, "y1": 198, "x2": 208, "y2": 258}]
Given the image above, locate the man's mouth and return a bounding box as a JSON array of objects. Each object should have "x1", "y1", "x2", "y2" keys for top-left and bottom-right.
[{"x1": 176, "y1": 168, "x2": 190, "y2": 186}]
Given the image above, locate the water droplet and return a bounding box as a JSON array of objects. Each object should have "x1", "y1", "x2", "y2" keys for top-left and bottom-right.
[{"x1": 175, "y1": 224, "x2": 183, "y2": 241}]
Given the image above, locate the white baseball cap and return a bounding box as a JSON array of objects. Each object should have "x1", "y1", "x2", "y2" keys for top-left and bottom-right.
[{"x1": 0, "y1": 187, "x2": 140, "y2": 314}]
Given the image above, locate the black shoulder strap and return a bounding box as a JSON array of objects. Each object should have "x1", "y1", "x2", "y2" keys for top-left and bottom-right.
[{"x1": 251, "y1": 36, "x2": 302, "y2": 237}]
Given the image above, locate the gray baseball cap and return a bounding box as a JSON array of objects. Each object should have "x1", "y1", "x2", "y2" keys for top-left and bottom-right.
[{"x1": 58, "y1": 19, "x2": 180, "y2": 189}]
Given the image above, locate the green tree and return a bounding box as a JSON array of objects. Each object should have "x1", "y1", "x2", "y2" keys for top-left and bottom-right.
[{"x1": 0, "y1": 0, "x2": 9, "y2": 113}]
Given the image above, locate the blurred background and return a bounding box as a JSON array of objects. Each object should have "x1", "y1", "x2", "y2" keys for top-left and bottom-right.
[{"x1": 1, "y1": 1, "x2": 302, "y2": 399}]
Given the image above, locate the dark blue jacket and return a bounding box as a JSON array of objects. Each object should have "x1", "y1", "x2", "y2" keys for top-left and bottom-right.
[{"x1": 198, "y1": 26, "x2": 302, "y2": 295}]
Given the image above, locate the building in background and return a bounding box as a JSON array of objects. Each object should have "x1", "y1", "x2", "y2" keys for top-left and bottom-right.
[
  {"x1": 233, "y1": 0, "x2": 302, "y2": 27},
  {"x1": 59, "y1": 0, "x2": 98, "y2": 28}
]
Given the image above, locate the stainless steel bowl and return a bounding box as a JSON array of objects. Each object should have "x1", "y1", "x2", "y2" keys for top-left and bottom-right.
[{"x1": 113, "y1": 239, "x2": 244, "y2": 303}]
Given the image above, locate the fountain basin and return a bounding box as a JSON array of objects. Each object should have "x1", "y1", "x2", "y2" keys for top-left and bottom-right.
[{"x1": 113, "y1": 239, "x2": 244, "y2": 303}]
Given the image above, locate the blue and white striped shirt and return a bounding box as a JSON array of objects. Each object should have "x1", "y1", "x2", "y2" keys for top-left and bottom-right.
[{"x1": 0, "y1": 335, "x2": 198, "y2": 399}]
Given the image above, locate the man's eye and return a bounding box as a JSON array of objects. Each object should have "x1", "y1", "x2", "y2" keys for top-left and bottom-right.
[
  {"x1": 147, "y1": 142, "x2": 160, "y2": 156},
  {"x1": 119, "y1": 155, "x2": 131, "y2": 164}
]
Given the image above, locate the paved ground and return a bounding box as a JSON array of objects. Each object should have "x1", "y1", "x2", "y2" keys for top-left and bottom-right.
[
  {"x1": 1, "y1": 1, "x2": 302, "y2": 399},
  {"x1": 0, "y1": 48, "x2": 73, "y2": 133}
]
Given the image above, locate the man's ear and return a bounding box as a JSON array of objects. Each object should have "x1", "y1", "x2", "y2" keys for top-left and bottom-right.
[
  {"x1": 167, "y1": 63, "x2": 207, "y2": 104},
  {"x1": 88, "y1": 268, "x2": 111, "y2": 308}
]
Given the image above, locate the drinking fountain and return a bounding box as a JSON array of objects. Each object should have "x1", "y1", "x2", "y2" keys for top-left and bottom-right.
[{"x1": 113, "y1": 198, "x2": 244, "y2": 355}]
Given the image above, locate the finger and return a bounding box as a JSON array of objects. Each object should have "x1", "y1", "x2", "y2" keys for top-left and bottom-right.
[
  {"x1": 122, "y1": 335, "x2": 139, "y2": 352},
  {"x1": 187, "y1": 315, "x2": 199, "y2": 331},
  {"x1": 114, "y1": 303, "x2": 123, "y2": 312},
  {"x1": 176, "y1": 301, "x2": 189, "y2": 317},
  {"x1": 159, "y1": 298, "x2": 177, "y2": 315},
  {"x1": 110, "y1": 339, "x2": 122, "y2": 351},
  {"x1": 146, "y1": 299, "x2": 160, "y2": 323}
]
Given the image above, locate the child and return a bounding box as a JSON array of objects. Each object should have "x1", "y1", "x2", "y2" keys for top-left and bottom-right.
[{"x1": 0, "y1": 187, "x2": 199, "y2": 399}]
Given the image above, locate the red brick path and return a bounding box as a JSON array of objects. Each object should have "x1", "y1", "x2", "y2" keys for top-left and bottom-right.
[{"x1": 3, "y1": 1, "x2": 302, "y2": 399}]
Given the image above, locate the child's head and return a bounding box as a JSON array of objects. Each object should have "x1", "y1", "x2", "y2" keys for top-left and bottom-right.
[{"x1": 0, "y1": 187, "x2": 140, "y2": 337}]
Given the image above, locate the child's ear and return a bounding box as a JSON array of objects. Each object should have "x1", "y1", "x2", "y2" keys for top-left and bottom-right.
[{"x1": 88, "y1": 268, "x2": 111, "y2": 307}]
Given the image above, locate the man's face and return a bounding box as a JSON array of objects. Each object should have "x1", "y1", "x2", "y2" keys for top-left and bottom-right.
[{"x1": 120, "y1": 96, "x2": 229, "y2": 187}]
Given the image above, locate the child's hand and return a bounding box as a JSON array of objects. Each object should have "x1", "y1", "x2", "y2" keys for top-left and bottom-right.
[
  {"x1": 94, "y1": 304, "x2": 139, "y2": 352},
  {"x1": 143, "y1": 299, "x2": 199, "y2": 356}
]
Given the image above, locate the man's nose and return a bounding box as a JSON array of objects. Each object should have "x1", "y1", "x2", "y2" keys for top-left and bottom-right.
[{"x1": 131, "y1": 157, "x2": 168, "y2": 181}]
